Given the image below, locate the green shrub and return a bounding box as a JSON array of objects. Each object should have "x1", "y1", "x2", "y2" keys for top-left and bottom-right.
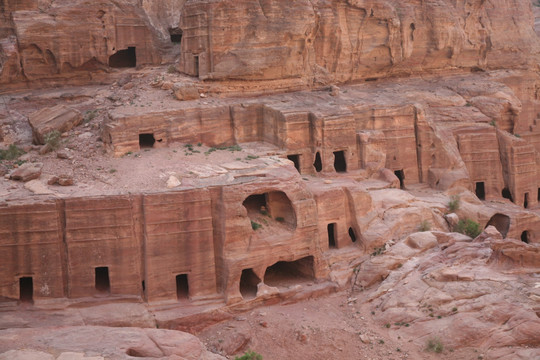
[
  {"x1": 83, "y1": 109, "x2": 98, "y2": 123},
  {"x1": 454, "y1": 219, "x2": 481, "y2": 238},
  {"x1": 44, "y1": 130, "x2": 62, "y2": 150},
  {"x1": 167, "y1": 65, "x2": 177, "y2": 74},
  {"x1": 235, "y1": 351, "x2": 262, "y2": 360},
  {"x1": 275, "y1": 217, "x2": 285, "y2": 222},
  {"x1": 251, "y1": 220, "x2": 262, "y2": 230},
  {"x1": 447, "y1": 195, "x2": 460, "y2": 212},
  {"x1": 426, "y1": 338, "x2": 444, "y2": 353},
  {"x1": 0, "y1": 144, "x2": 25, "y2": 160},
  {"x1": 418, "y1": 220, "x2": 431, "y2": 232}
]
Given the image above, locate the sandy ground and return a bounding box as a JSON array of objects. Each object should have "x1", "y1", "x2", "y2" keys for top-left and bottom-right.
[{"x1": 197, "y1": 290, "x2": 485, "y2": 360}]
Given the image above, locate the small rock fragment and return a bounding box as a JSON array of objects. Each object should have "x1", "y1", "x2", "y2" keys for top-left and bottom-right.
[
  {"x1": 10, "y1": 162, "x2": 43, "y2": 182},
  {"x1": 166, "y1": 175, "x2": 181, "y2": 188}
]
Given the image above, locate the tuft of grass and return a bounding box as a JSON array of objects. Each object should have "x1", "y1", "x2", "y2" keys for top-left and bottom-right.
[
  {"x1": 0, "y1": 144, "x2": 25, "y2": 160},
  {"x1": 447, "y1": 195, "x2": 460, "y2": 212},
  {"x1": 454, "y1": 219, "x2": 481, "y2": 238},
  {"x1": 44, "y1": 130, "x2": 62, "y2": 150},
  {"x1": 371, "y1": 246, "x2": 385, "y2": 256},
  {"x1": 167, "y1": 65, "x2": 177, "y2": 74},
  {"x1": 83, "y1": 109, "x2": 98, "y2": 123},
  {"x1": 251, "y1": 220, "x2": 262, "y2": 231},
  {"x1": 418, "y1": 220, "x2": 431, "y2": 232},
  {"x1": 426, "y1": 338, "x2": 444, "y2": 353},
  {"x1": 235, "y1": 351, "x2": 262, "y2": 360},
  {"x1": 275, "y1": 217, "x2": 285, "y2": 222}
]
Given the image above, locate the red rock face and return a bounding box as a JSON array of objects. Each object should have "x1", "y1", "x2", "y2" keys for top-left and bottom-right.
[{"x1": 179, "y1": 0, "x2": 540, "y2": 82}]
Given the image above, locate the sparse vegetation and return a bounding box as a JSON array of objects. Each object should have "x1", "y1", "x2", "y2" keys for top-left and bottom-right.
[
  {"x1": 251, "y1": 220, "x2": 262, "y2": 230},
  {"x1": 44, "y1": 130, "x2": 62, "y2": 150},
  {"x1": 167, "y1": 65, "x2": 177, "y2": 74},
  {"x1": 447, "y1": 195, "x2": 460, "y2": 212},
  {"x1": 489, "y1": 120, "x2": 497, "y2": 127},
  {"x1": 235, "y1": 351, "x2": 263, "y2": 360},
  {"x1": 0, "y1": 144, "x2": 25, "y2": 160},
  {"x1": 83, "y1": 109, "x2": 98, "y2": 123},
  {"x1": 454, "y1": 218, "x2": 481, "y2": 238},
  {"x1": 275, "y1": 217, "x2": 285, "y2": 222},
  {"x1": 426, "y1": 338, "x2": 444, "y2": 353},
  {"x1": 514, "y1": 133, "x2": 521, "y2": 138},
  {"x1": 371, "y1": 246, "x2": 385, "y2": 256},
  {"x1": 418, "y1": 220, "x2": 431, "y2": 232}
]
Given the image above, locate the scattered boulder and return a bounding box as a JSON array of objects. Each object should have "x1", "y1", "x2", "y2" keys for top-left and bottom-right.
[
  {"x1": 28, "y1": 105, "x2": 82, "y2": 145},
  {"x1": 166, "y1": 175, "x2": 181, "y2": 188},
  {"x1": 10, "y1": 162, "x2": 43, "y2": 182},
  {"x1": 56, "y1": 149, "x2": 72, "y2": 159},
  {"x1": 173, "y1": 83, "x2": 200, "y2": 101},
  {"x1": 24, "y1": 180, "x2": 55, "y2": 195},
  {"x1": 48, "y1": 175, "x2": 74, "y2": 186}
]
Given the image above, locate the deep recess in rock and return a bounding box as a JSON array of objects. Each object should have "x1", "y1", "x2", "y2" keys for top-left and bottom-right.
[
  {"x1": 264, "y1": 257, "x2": 314, "y2": 288},
  {"x1": 109, "y1": 47, "x2": 136, "y2": 68}
]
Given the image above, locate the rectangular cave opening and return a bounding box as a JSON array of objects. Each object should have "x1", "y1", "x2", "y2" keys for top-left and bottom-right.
[
  {"x1": 333, "y1": 150, "x2": 347, "y2": 172},
  {"x1": 502, "y1": 187, "x2": 513, "y2": 202},
  {"x1": 139, "y1": 133, "x2": 156, "y2": 148},
  {"x1": 194, "y1": 55, "x2": 199, "y2": 77},
  {"x1": 95, "y1": 267, "x2": 110, "y2": 293},
  {"x1": 287, "y1": 154, "x2": 301, "y2": 172},
  {"x1": 264, "y1": 256, "x2": 314, "y2": 288},
  {"x1": 240, "y1": 268, "x2": 260, "y2": 300},
  {"x1": 475, "y1": 182, "x2": 485, "y2": 200},
  {"x1": 109, "y1": 47, "x2": 136, "y2": 68},
  {"x1": 314, "y1": 151, "x2": 322, "y2": 172},
  {"x1": 176, "y1": 274, "x2": 189, "y2": 300},
  {"x1": 19, "y1": 277, "x2": 33, "y2": 303},
  {"x1": 538, "y1": 188, "x2": 540, "y2": 202},
  {"x1": 169, "y1": 28, "x2": 183, "y2": 43},
  {"x1": 394, "y1": 169, "x2": 405, "y2": 189},
  {"x1": 327, "y1": 223, "x2": 337, "y2": 248},
  {"x1": 524, "y1": 192, "x2": 529, "y2": 209},
  {"x1": 348, "y1": 227, "x2": 357, "y2": 243}
]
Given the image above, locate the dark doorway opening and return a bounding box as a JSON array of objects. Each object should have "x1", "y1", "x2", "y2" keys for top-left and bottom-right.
[
  {"x1": 333, "y1": 150, "x2": 347, "y2": 172},
  {"x1": 538, "y1": 188, "x2": 540, "y2": 202},
  {"x1": 169, "y1": 28, "x2": 183, "y2": 43},
  {"x1": 524, "y1": 193, "x2": 529, "y2": 209},
  {"x1": 521, "y1": 231, "x2": 530, "y2": 243},
  {"x1": 264, "y1": 256, "x2": 314, "y2": 288},
  {"x1": 486, "y1": 213, "x2": 510, "y2": 238},
  {"x1": 176, "y1": 274, "x2": 189, "y2": 300},
  {"x1": 475, "y1": 182, "x2": 485, "y2": 200},
  {"x1": 194, "y1": 55, "x2": 199, "y2": 77},
  {"x1": 139, "y1": 133, "x2": 156, "y2": 148},
  {"x1": 95, "y1": 267, "x2": 110, "y2": 293},
  {"x1": 287, "y1": 154, "x2": 301, "y2": 172},
  {"x1": 348, "y1": 227, "x2": 357, "y2": 243},
  {"x1": 314, "y1": 152, "x2": 322, "y2": 172},
  {"x1": 502, "y1": 187, "x2": 513, "y2": 202},
  {"x1": 243, "y1": 194, "x2": 267, "y2": 215},
  {"x1": 19, "y1": 277, "x2": 33, "y2": 303},
  {"x1": 327, "y1": 223, "x2": 336, "y2": 248},
  {"x1": 109, "y1": 47, "x2": 136, "y2": 68},
  {"x1": 240, "y1": 269, "x2": 260, "y2": 300},
  {"x1": 394, "y1": 169, "x2": 405, "y2": 189}
]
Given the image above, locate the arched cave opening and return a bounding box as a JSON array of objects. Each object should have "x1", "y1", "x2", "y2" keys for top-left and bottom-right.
[
  {"x1": 109, "y1": 47, "x2": 136, "y2": 68},
  {"x1": 242, "y1": 191, "x2": 296, "y2": 228},
  {"x1": 176, "y1": 274, "x2": 189, "y2": 300},
  {"x1": 327, "y1": 223, "x2": 336, "y2": 248},
  {"x1": 502, "y1": 187, "x2": 513, "y2": 202},
  {"x1": 333, "y1": 150, "x2": 347, "y2": 172},
  {"x1": 169, "y1": 27, "x2": 183, "y2": 43},
  {"x1": 524, "y1": 193, "x2": 529, "y2": 209},
  {"x1": 19, "y1": 277, "x2": 33, "y2": 303},
  {"x1": 475, "y1": 182, "x2": 485, "y2": 200},
  {"x1": 521, "y1": 231, "x2": 530, "y2": 244},
  {"x1": 486, "y1": 213, "x2": 510, "y2": 238},
  {"x1": 394, "y1": 169, "x2": 405, "y2": 189},
  {"x1": 240, "y1": 268, "x2": 260, "y2": 300},
  {"x1": 314, "y1": 152, "x2": 322, "y2": 172},
  {"x1": 264, "y1": 256, "x2": 314, "y2": 288},
  {"x1": 139, "y1": 133, "x2": 156, "y2": 148},
  {"x1": 95, "y1": 267, "x2": 110, "y2": 293},
  {"x1": 349, "y1": 227, "x2": 357, "y2": 243},
  {"x1": 287, "y1": 154, "x2": 301, "y2": 172}
]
